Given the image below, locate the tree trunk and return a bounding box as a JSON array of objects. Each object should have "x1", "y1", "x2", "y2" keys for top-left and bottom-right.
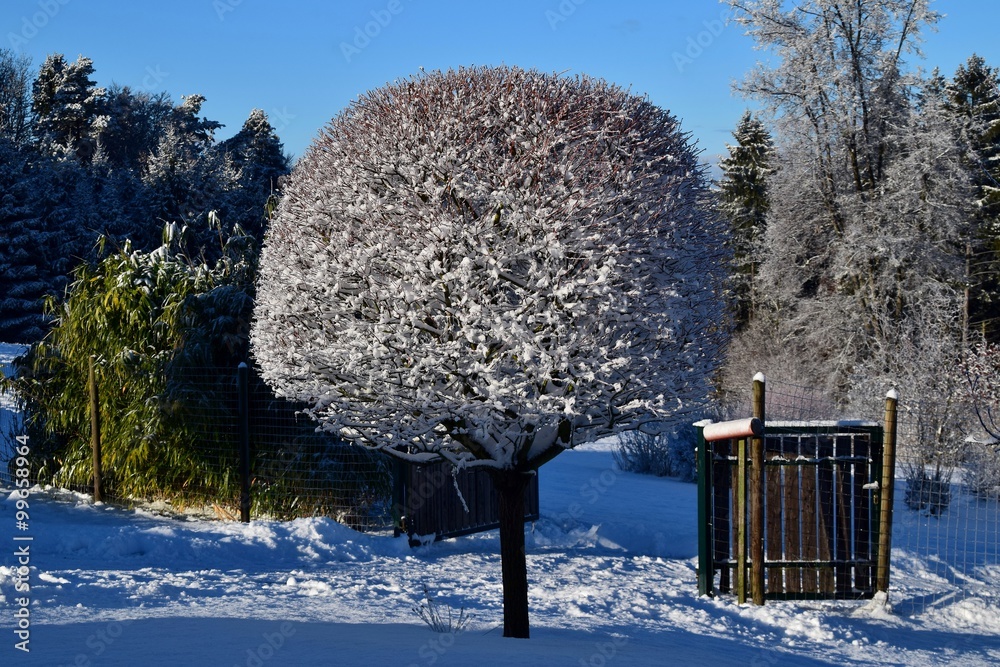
[{"x1": 494, "y1": 470, "x2": 530, "y2": 638}]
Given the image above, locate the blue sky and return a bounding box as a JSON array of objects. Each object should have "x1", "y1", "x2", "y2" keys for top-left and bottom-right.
[{"x1": 5, "y1": 0, "x2": 999, "y2": 168}]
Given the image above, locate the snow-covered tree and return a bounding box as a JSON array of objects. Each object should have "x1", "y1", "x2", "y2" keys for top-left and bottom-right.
[
  {"x1": 946, "y1": 55, "x2": 1000, "y2": 342},
  {"x1": 95, "y1": 85, "x2": 173, "y2": 172},
  {"x1": 31, "y1": 54, "x2": 106, "y2": 161},
  {"x1": 721, "y1": 0, "x2": 970, "y2": 401},
  {"x1": 142, "y1": 95, "x2": 239, "y2": 258},
  {"x1": 251, "y1": 66, "x2": 729, "y2": 638},
  {"x1": 0, "y1": 49, "x2": 32, "y2": 146},
  {"x1": 716, "y1": 109, "x2": 774, "y2": 328},
  {"x1": 217, "y1": 108, "x2": 291, "y2": 240}
]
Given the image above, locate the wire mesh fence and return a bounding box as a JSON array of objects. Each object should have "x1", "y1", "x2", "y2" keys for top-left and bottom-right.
[
  {"x1": 0, "y1": 345, "x2": 25, "y2": 488},
  {"x1": 4, "y1": 345, "x2": 997, "y2": 612},
  {"x1": 1, "y1": 353, "x2": 394, "y2": 530},
  {"x1": 721, "y1": 375, "x2": 1000, "y2": 614}
]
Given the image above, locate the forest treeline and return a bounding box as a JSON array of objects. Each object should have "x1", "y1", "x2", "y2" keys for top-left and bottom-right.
[{"x1": 0, "y1": 49, "x2": 289, "y2": 343}]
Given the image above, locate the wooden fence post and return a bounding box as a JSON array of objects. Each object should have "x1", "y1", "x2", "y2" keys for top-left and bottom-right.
[
  {"x1": 238, "y1": 362, "x2": 251, "y2": 523},
  {"x1": 876, "y1": 389, "x2": 898, "y2": 595},
  {"x1": 696, "y1": 422, "x2": 713, "y2": 596},
  {"x1": 89, "y1": 355, "x2": 102, "y2": 503},
  {"x1": 750, "y1": 373, "x2": 766, "y2": 605}
]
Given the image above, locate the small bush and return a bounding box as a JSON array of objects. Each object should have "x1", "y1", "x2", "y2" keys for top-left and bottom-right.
[
  {"x1": 613, "y1": 425, "x2": 697, "y2": 481},
  {"x1": 904, "y1": 465, "x2": 951, "y2": 516},
  {"x1": 963, "y1": 444, "x2": 1000, "y2": 501},
  {"x1": 412, "y1": 584, "x2": 470, "y2": 634}
]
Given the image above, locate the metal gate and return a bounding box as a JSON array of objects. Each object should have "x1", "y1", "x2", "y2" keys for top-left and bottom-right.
[{"x1": 697, "y1": 420, "x2": 889, "y2": 600}]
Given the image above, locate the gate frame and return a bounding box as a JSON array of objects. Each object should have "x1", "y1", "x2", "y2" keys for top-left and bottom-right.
[{"x1": 696, "y1": 381, "x2": 897, "y2": 604}]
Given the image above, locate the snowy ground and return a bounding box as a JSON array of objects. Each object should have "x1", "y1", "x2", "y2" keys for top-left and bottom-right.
[{"x1": 1, "y1": 343, "x2": 1000, "y2": 666}]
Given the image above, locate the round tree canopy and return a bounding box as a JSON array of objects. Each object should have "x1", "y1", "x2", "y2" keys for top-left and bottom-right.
[{"x1": 252, "y1": 65, "x2": 727, "y2": 471}]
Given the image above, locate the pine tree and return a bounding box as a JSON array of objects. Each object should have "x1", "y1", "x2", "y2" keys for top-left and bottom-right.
[
  {"x1": 31, "y1": 54, "x2": 106, "y2": 161},
  {"x1": 216, "y1": 109, "x2": 290, "y2": 240},
  {"x1": 0, "y1": 141, "x2": 95, "y2": 341},
  {"x1": 141, "y1": 95, "x2": 238, "y2": 258},
  {"x1": 947, "y1": 55, "x2": 1000, "y2": 341},
  {"x1": 716, "y1": 110, "x2": 774, "y2": 328}
]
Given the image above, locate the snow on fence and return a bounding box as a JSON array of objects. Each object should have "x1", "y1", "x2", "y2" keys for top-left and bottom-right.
[{"x1": 715, "y1": 376, "x2": 1000, "y2": 615}]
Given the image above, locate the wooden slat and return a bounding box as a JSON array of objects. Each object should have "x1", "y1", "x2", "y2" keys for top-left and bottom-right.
[
  {"x1": 765, "y1": 451, "x2": 784, "y2": 594},
  {"x1": 800, "y1": 436, "x2": 819, "y2": 593},
  {"x1": 854, "y1": 435, "x2": 873, "y2": 592}
]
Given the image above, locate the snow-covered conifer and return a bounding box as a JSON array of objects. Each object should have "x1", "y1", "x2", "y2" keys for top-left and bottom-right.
[
  {"x1": 31, "y1": 54, "x2": 106, "y2": 161},
  {"x1": 716, "y1": 110, "x2": 773, "y2": 328}
]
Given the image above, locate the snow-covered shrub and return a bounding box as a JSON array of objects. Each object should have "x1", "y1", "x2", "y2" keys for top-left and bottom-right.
[
  {"x1": 251, "y1": 65, "x2": 728, "y2": 637},
  {"x1": 963, "y1": 444, "x2": 1000, "y2": 501},
  {"x1": 903, "y1": 465, "x2": 951, "y2": 516},
  {"x1": 613, "y1": 426, "x2": 697, "y2": 481}
]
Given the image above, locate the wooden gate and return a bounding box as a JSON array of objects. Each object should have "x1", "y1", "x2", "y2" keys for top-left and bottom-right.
[{"x1": 696, "y1": 419, "x2": 892, "y2": 601}]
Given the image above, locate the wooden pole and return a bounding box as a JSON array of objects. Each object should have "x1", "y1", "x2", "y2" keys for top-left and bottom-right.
[
  {"x1": 750, "y1": 373, "x2": 766, "y2": 605},
  {"x1": 876, "y1": 389, "x2": 898, "y2": 595},
  {"x1": 238, "y1": 362, "x2": 251, "y2": 523},
  {"x1": 89, "y1": 355, "x2": 103, "y2": 503}
]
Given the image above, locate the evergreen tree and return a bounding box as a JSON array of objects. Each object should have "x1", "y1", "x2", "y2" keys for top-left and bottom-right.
[
  {"x1": 94, "y1": 85, "x2": 173, "y2": 172},
  {"x1": 716, "y1": 110, "x2": 774, "y2": 329},
  {"x1": 31, "y1": 54, "x2": 106, "y2": 161},
  {"x1": 216, "y1": 109, "x2": 291, "y2": 240},
  {"x1": 947, "y1": 55, "x2": 1000, "y2": 341},
  {"x1": 0, "y1": 141, "x2": 94, "y2": 341},
  {"x1": 142, "y1": 95, "x2": 238, "y2": 258}
]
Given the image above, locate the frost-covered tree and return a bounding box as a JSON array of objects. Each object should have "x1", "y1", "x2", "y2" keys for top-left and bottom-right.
[
  {"x1": 716, "y1": 109, "x2": 774, "y2": 328},
  {"x1": 0, "y1": 49, "x2": 32, "y2": 146},
  {"x1": 251, "y1": 66, "x2": 728, "y2": 638},
  {"x1": 217, "y1": 108, "x2": 291, "y2": 240},
  {"x1": 95, "y1": 85, "x2": 173, "y2": 172},
  {"x1": 142, "y1": 95, "x2": 239, "y2": 257},
  {"x1": 946, "y1": 55, "x2": 1000, "y2": 342},
  {"x1": 31, "y1": 54, "x2": 106, "y2": 161},
  {"x1": 721, "y1": 0, "x2": 970, "y2": 400}
]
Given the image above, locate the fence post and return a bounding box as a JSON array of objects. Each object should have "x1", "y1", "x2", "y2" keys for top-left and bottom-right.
[
  {"x1": 736, "y1": 435, "x2": 747, "y2": 603},
  {"x1": 750, "y1": 373, "x2": 766, "y2": 605},
  {"x1": 876, "y1": 389, "x2": 898, "y2": 595},
  {"x1": 695, "y1": 422, "x2": 713, "y2": 596},
  {"x1": 238, "y1": 362, "x2": 251, "y2": 523},
  {"x1": 89, "y1": 355, "x2": 102, "y2": 503}
]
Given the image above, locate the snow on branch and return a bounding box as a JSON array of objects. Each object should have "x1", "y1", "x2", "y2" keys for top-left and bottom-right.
[{"x1": 251, "y1": 65, "x2": 729, "y2": 471}]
